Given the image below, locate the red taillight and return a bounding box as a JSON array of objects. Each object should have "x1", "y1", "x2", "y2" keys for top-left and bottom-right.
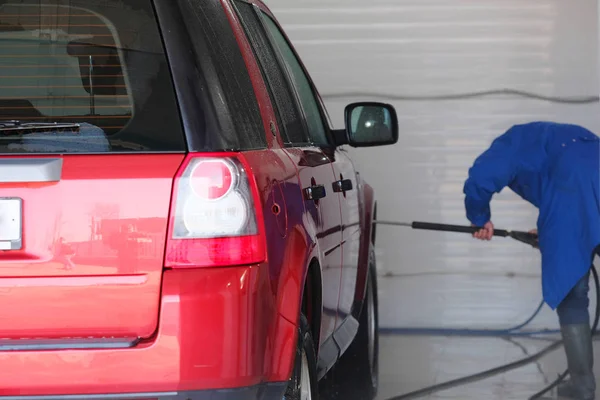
[
  {"x1": 190, "y1": 159, "x2": 234, "y2": 200},
  {"x1": 165, "y1": 154, "x2": 266, "y2": 268}
]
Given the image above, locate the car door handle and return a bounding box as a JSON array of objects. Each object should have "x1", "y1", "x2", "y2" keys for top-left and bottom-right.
[
  {"x1": 332, "y1": 179, "x2": 353, "y2": 193},
  {"x1": 304, "y1": 185, "x2": 327, "y2": 201}
]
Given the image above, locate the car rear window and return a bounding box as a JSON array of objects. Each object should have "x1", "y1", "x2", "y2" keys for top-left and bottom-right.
[{"x1": 0, "y1": 0, "x2": 186, "y2": 153}]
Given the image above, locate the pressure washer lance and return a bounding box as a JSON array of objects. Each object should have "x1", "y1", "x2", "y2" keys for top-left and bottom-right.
[{"x1": 374, "y1": 220, "x2": 539, "y2": 247}]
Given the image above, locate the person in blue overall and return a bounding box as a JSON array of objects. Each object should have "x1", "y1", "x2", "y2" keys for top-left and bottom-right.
[{"x1": 463, "y1": 121, "x2": 600, "y2": 400}]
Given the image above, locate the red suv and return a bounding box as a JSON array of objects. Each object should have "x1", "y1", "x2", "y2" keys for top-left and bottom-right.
[{"x1": 0, "y1": 0, "x2": 397, "y2": 399}]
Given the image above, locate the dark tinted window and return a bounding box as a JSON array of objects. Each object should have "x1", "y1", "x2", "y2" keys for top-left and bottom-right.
[
  {"x1": 177, "y1": 0, "x2": 266, "y2": 151},
  {"x1": 0, "y1": 0, "x2": 186, "y2": 153},
  {"x1": 233, "y1": 0, "x2": 307, "y2": 146},
  {"x1": 261, "y1": 14, "x2": 330, "y2": 147}
]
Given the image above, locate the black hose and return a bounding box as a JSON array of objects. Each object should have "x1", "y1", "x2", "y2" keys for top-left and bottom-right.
[
  {"x1": 385, "y1": 341, "x2": 564, "y2": 400},
  {"x1": 321, "y1": 89, "x2": 600, "y2": 104},
  {"x1": 383, "y1": 262, "x2": 599, "y2": 400},
  {"x1": 528, "y1": 263, "x2": 600, "y2": 399}
]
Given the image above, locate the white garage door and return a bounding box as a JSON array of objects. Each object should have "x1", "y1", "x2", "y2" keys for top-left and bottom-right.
[{"x1": 266, "y1": 0, "x2": 600, "y2": 330}]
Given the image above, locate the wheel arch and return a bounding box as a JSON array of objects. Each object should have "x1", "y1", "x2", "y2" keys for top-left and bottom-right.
[
  {"x1": 302, "y1": 258, "x2": 323, "y2": 352},
  {"x1": 372, "y1": 201, "x2": 378, "y2": 245},
  {"x1": 271, "y1": 222, "x2": 323, "y2": 379},
  {"x1": 352, "y1": 182, "x2": 377, "y2": 319}
]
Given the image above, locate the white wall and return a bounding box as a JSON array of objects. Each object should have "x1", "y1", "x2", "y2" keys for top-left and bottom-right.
[{"x1": 267, "y1": 0, "x2": 600, "y2": 329}]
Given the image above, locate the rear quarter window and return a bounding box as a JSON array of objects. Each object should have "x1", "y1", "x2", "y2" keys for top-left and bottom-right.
[
  {"x1": 0, "y1": 0, "x2": 186, "y2": 153},
  {"x1": 176, "y1": 0, "x2": 267, "y2": 151}
]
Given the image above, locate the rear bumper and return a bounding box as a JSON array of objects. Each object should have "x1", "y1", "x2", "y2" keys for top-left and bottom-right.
[
  {"x1": 0, "y1": 267, "x2": 297, "y2": 397},
  {"x1": 0, "y1": 383, "x2": 287, "y2": 400}
]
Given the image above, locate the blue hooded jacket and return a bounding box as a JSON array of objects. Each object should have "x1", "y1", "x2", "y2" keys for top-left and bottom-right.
[{"x1": 464, "y1": 121, "x2": 600, "y2": 309}]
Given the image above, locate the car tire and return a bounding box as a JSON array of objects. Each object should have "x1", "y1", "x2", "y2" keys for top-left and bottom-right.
[
  {"x1": 333, "y1": 249, "x2": 379, "y2": 399},
  {"x1": 284, "y1": 313, "x2": 319, "y2": 400}
]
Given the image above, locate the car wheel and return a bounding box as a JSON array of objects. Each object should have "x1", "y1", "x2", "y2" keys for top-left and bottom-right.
[
  {"x1": 334, "y1": 249, "x2": 379, "y2": 399},
  {"x1": 284, "y1": 314, "x2": 318, "y2": 400}
]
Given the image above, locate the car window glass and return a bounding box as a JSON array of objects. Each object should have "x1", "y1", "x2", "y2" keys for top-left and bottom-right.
[
  {"x1": 178, "y1": 0, "x2": 266, "y2": 151},
  {"x1": 351, "y1": 106, "x2": 364, "y2": 133},
  {"x1": 261, "y1": 13, "x2": 329, "y2": 147},
  {"x1": 233, "y1": 1, "x2": 307, "y2": 146},
  {"x1": 0, "y1": 0, "x2": 186, "y2": 153}
]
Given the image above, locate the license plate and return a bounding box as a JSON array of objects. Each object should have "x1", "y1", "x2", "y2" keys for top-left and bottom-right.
[{"x1": 0, "y1": 198, "x2": 22, "y2": 250}]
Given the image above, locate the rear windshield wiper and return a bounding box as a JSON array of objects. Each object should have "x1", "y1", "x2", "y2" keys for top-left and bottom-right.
[{"x1": 0, "y1": 120, "x2": 80, "y2": 134}]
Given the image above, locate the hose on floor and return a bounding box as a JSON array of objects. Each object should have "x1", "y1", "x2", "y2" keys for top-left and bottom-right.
[
  {"x1": 385, "y1": 341, "x2": 564, "y2": 400},
  {"x1": 378, "y1": 299, "x2": 552, "y2": 337},
  {"x1": 383, "y1": 263, "x2": 598, "y2": 400},
  {"x1": 376, "y1": 220, "x2": 600, "y2": 399},
  {"x1": 528, "y1": 264, "x2": 600, "y2": 399}
]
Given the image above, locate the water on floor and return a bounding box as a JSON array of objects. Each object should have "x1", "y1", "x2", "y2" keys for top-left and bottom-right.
[{"x1": 321, "y1": 333, "x2": 600, "y2": 400}]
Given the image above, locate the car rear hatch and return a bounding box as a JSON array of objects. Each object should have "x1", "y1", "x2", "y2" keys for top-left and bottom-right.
[{"x1": 0, "y1": 0, "x2": 186, "y2": 341}]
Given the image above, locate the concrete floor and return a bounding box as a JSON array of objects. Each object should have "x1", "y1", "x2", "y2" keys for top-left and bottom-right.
[
  {"x1": 372, "y1": 334, "x2": 600, "y2": 400},
  {"x1": 319, "y1": 333, "x2": 600, "y2": 399},
  {"x1": 317, "y1": 252, "x2": 600, "y2": 400}
]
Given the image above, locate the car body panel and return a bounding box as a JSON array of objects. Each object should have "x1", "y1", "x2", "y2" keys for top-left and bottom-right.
[
  {"x1": 0, "y1": 267, "x2": 291, "y2": 396},
  {"x1": 0, "y1": 154, "x2": 183, "y2": 339},
  {"x1": 0, "y1": 0, "x2": 378, "y2": 396},
  {"x1": 223, "y1": 0, "x2": 342, "y2": 359},
  {"x1": 352, "y1": 179, "x2": 377, "y2": 318},
  {"x1": 225, "y1": 0, "x2": 374, "y2": 376},
  {"x1": 331, "y1": 148, "x2": 363, "y2": 323},
  {"x1": 283, "y1": 146, "x2": 343, "y2": 345}
]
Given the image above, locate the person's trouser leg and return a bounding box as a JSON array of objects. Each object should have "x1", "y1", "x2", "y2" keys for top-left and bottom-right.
[{"x1": 556, "y1": 271, "x2": 595, "y2": 400}]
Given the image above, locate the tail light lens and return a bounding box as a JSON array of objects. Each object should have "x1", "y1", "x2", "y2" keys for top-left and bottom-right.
[{"x1": 165, "y1": 154, "x2": 266, "y2": 268}]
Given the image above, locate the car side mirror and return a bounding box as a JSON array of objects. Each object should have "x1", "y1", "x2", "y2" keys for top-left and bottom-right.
[{"x1": 341, "y1": 102, "x2": 399, "y2": 148}]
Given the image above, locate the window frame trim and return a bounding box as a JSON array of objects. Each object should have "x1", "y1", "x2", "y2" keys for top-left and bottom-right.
[
  {"x1": 254, "y1": 7, "x2": 337, "y2": 149},
  {"x1": 231, "y1": 0, "x2": 311, "y2": 148}
]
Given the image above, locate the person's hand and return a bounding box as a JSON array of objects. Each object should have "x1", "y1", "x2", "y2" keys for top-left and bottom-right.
[
  {"x1": 472, "y1": 221, "x2": 494, "y2": 241},
  {"x1": 528, "y1": 228, "x2": 539, "y2": 248}
]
